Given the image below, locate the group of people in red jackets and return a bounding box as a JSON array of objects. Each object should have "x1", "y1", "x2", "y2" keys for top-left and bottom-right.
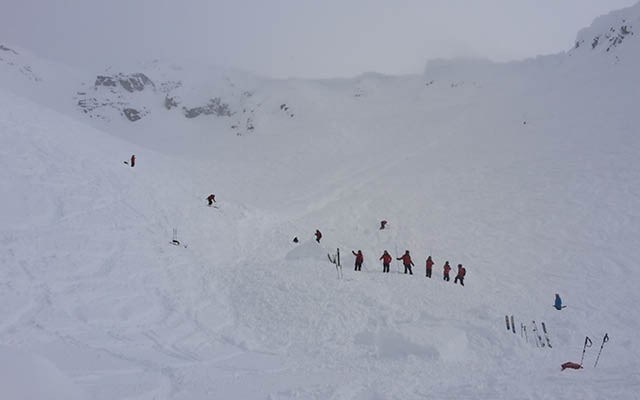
[
  {"x1": 354, "y1": 250, "x2": 467, "y2": 286},
  {"x1": 309, "y1": 228, "x2": 467, "y2": 285}
]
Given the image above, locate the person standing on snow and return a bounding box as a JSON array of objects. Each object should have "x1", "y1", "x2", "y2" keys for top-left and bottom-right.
[
  {"x1": 426, "y1": 256, "x2": 434, "y2": 278},
  {"x1": 397, "y1": 250, "x2": 414, "y2": 275},
  {"x1": 352, "y1": 250, "x2": 364, "y2": 271},
  {"x1": 315, "y1": 229, "x2": 322, "y2": 243},
  {"x1": 380, "y1": 250, "x2": 392, "y2": 273},
  {"x1": 443, "y1": 261, "x2": 451, "y2": 281},
  {"x1": 554, "y1": 293, "x2": 566, "y2": 310},
  {"x1": 379, "y1": 220, "x2": 388, "y2": 230},
  {"x1": 206, "y1": 194, "x2": 216, "y2": 206},
  {"x1": 454, "y1": 264, "x2": 466, "y2": 286},
  {"x1": 130, "y1": 154, "x2": 136, "y2": 167}
]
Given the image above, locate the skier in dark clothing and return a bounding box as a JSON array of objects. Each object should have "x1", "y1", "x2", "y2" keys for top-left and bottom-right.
[
  {"x1": 293, "y1": 236, "x2": 299, "y2": 243},
  {"x1": 443, "y1": 261, "x2": 451, "y2": 281},
  {"x1": 379, "y1": 220, "x2": 388, "y2": 230},
  {"x1": 380, "y1": 250, "x2": 392, "y2": 273},
  {"x1": 454, "y1": 264, "x2": 466, "y2": 286},
  {"x1": 352, "y1": 250, "x2": 363, "y2": 271},
  {"x1": 206, "y1": 194, "x2": 216, "y2": 206},
  {"x1": 426, "y1": 256, "x2": 434, "y2": 278},
  {"x1": 397, "y1": 250, "x2": 414, "y2": 275},
  {"x1": 130, "y1": 154, "x2": 136, "y2": 167},
  {"x1": 315, "y1": 229, "x2": 322, "y2": 243}
]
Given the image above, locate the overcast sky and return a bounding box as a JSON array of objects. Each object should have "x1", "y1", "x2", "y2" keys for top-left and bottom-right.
[{"x1": 1, "y1": 0, "x2": 637, "y2": 78}]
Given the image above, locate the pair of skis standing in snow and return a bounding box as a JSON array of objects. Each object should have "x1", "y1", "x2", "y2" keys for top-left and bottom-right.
[{"x1": 506, "y1": 315, "x2": 552, "y2": 349}]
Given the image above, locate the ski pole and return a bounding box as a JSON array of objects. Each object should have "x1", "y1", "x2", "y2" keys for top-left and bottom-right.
[
  {"x1": 594, "y1": 333, "x2": 609, "y2": 368},
  {"x1": 580, "y1": 336, "x2": 592, "y2": 365}
]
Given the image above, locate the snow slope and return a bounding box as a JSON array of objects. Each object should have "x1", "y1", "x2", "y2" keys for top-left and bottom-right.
[{"x1": 2, "y1": 2, "x2": 640, "y2": 399}]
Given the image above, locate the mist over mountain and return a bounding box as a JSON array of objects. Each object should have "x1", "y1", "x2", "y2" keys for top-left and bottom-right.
[{"x1": 1, "y1": 3, "x2": 639, "y2": 399}]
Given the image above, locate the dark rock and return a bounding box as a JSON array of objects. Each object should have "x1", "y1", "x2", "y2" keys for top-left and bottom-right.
[
  {"x1": 94, "y1": 73, "x2": 155, "y2": 92},
  {"x1": 118, "y1": 73, "x2": 154, "y2": 92},
  {"x1": 165, "y1": 95, "x2": 178, "y2": 110},
  {"x1": 95, "y1": 75, "x2": 117, "y2": 87},
  {"x1": 183, "y1": 106, "x2": 206, "y2": 119},
  {"x1": 182, "y1": 97, "x2": 233, "y2": 118},
  {"x1": 0, "y1": 44, "x2": 18, "y2": 55},
  {"x1": 123, "y1": 108, "x2": 142, "y2": 121}
]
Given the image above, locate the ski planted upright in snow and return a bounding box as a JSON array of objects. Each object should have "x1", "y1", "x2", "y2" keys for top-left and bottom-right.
[
  {"x1": 541, "y1": 322, "x2": 552, "y2": 348},
  {"x1": 532, "y1": 321, "x2": 545, "y2": 348},
  {"x1": 328, "y1": 248, "x2": 343, "y2": 279}
]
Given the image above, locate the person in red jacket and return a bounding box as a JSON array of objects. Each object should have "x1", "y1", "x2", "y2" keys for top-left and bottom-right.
[
  {"x1": 315, "y1": 229, "x2": 322, "y2": 243},
  {"x1": 130, "y1": 154, "x2": 136, "y2": 167},
  {"x1": 426, "y1": 256, "x2": 434, "y2": 278},
  {"x1": 380, "y1": 250, "x2": 392, "y2": 273},
  {"x1": 397, "y1": 250, "x2": 414, "y2": 275},
  {"x1": 454, "y1": 264, "x2": 466, "y2": 286},
  {"x1": 352, "y1": 250, "x2": 363, "y2": 271},
  {"x1": 206, "y1": 194, "x2": 216, "y2": 206},
  {"x1": 443, "y1": 261, "x2": 451, "y2": 281}
]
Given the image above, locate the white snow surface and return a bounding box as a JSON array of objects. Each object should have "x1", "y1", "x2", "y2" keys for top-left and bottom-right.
[
  {"x1": 0, "y1": 345, "x2": 83, "y2": 400},
  {"x1": 2, "y1": 3, "x2": 640, "y2": 399}
]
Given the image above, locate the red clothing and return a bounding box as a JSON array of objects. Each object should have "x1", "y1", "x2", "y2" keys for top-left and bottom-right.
[
  {"x1": 380, "y1": 253, "x2": 392, "y2": 264},
  {"x1": 456, "y1": 267, "x2": 466, "y2": 278},
  {"x1": 352, "y1": 251, "x2": 363, "y2": 264},
  {"x1": 426, "y1": 258, "x2": 434, "y2": 270},
  {"x1": 443, "y1": 263, "x2": 451, "y2": 274},
  {"x1": 561, "y1": 362, "x2": 583, "y2": 371},
  {"x1": 397, "y1": 254, "x2": 414, "y2": 266}
]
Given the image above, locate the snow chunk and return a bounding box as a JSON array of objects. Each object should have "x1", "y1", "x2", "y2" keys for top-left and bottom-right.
[{"x1": 285, "y1": 240, "x2": 329, "y2": 262}]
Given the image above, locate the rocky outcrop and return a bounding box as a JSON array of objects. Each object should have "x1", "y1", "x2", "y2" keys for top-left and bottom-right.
[
  {"x1": 0, "y1": 44, "x2": 18, "y2": 55},
  {"x1": 182, "y1": 97, "x2": 233, "y2": 118},
  {"x1": 578, "y1": 24, "x2": 635, "y2": 52},
  {"x1": 74, "y1": 68, "x2": 262, "y2": 129},
  {"x1": 279, "y1": 103, "x2": 295, "y2": 118},
  {"x1": 123, "y1": 108, "x2": 144, "y2": 122},
  {"x1": 164, "y1": 95, "x2": 178, "y2": 110},
  {"x1": 573, "y1": 3, "x2": 638, "y2": 56},
  {"x1": 75, "y1": 72, "x2": 157, "y2": 122},
  {"x1": 94, "y1": 73, "x2": 155, "y2": 92},
  {"x1": 94, "y1": 75, "x2": 117, "y2": 87}
]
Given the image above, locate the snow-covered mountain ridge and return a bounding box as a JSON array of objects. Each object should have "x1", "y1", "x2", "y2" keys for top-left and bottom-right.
[
  {"x1": 1, "y1": 2, "x2": 639, "y2": 141},
  {"x1": 573, "y1": 2, "x2": 638, "y2": 55}
]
